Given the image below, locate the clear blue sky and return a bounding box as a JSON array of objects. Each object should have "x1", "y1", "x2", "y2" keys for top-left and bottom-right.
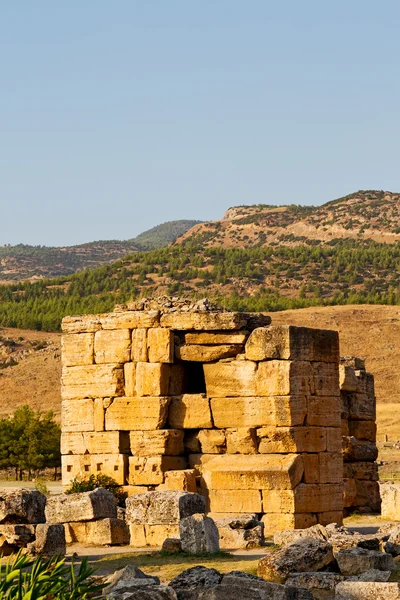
[{"x1": 1, "y1": 1, "x2": 399, "y2": 246}]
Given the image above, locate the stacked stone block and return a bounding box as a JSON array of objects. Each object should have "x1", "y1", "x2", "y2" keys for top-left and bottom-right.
[
  {"x1": 61, "y1": 306, "x2": 344, "y2": 539},
  {"x1": 340, "y1": 357, "x2": 380, "y2": 514}
]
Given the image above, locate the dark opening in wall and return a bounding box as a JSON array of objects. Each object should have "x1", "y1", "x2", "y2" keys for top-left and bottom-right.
[{"x1": 181, "y1": 361, "x2": 206, "y2": 394}]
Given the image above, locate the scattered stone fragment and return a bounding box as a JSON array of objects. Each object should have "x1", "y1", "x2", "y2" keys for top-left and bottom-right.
[
  {"x1": 0, "y1": 489, "x2": 46, "y2": 524},
  {"x1": 335, "y1": 581, "x2": 400, "y2": 599},
  {"x1": 161, "y1": 538, "x2": 182, "y2": 553},
  {"x1": 334, "y1": 547, "x2": 396, "y2": 576},
  {"x1": 257, "y1": 538, "x2": 334, "y2": 583},
  {"x1": 102, "y1": 565, "x2": 160, "y2": 596},
  {"x1": 27, "y1": 524, "x2": 66, "y2": 556}
]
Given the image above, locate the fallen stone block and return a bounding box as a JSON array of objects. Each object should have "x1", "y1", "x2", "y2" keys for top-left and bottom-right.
[
  {"x1": 274, "y1": 524, "x2": 328, "y2": 546},
  {"x1": 257, "y1": 538, "x2": 334, "y2": 583},
  {"x1": 335, "y1": 582, "x2": 400, "y2": 599},
  {"x1": 107, "y1": 584, "x2": 177, "y2": 599},
  {"x1": 384, "y1": 527, "x2": 400, "y2": 556},
  {"x1": 65, "y1": 518, "x2": 129, "y2": 545},
  {"x1": 45, "y1": 488, "x2": 117, "y2": 523},
  {"x1": 380, "y1": 483, "x2": 400, "y2": 520},
  {"x1": 102, "y1": 565, "x2": 160, "y2": 597},
  {"x1": 334, "y1": 547, "x2": 396, "y2": 576},
  {"x1": 126, "y1": 491, "x2": 206, "y2": 525},
  {"x1": 212, "y1": 516, "x2": 264, "y2": 549},
  {"x1": 220, "y1": 572, "x2": 314, "y2": 599},
  {"x1": 168, "y1": 566, "x2": 222, "y2": 599},
  {"x1": 28, "y1": 523, "x2": 66, "y2": 556},
  {"x1": 128, "y1": 523, "x2": 180, "y2": 547},
  {"x1": 0, "y1": 489, "x2": 46, "y2": 524},
  {"x1": 285, "y1": 572, "x2": 344, "y2": 594},
  {"x1": 262, "y1": 513, "x2": 318, "y2": 534},
  {"x1": 180, "y1": 513, "x2": 220, "y2": 553},
  {"x1": 161, "y1": 538, "x2": 182, "y2": 553},
  {"x1": 0, "y1": 524, "x2": 36, "y2": 547}
]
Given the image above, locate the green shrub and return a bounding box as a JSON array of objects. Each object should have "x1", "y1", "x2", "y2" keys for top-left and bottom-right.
[
  {"x1": 66, "y1": 474, "x2": 127, "y2": 507},
  {"x1": 0, "y1": 550, "x2": 102, "y2": 599}
]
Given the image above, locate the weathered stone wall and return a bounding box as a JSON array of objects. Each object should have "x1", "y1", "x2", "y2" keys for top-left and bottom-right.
[
  {"x1": 340, "y1": 358, "x2": 380, "y2": 514},
  {"x1": 61, "y1": 304, "x2": 346, "y2": 534}
]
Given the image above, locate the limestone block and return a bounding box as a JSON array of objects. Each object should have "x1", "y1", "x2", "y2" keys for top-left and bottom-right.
[
  {"x1": 344, "y1": 478, "x2": 358, "y2": 508},
  {"x1": 210, "y1": 396, "x2": 307, "y2": 429},
  {"x1": 94, "y1": 329, "x2": 131, "y2": 364},
  {"x1": 168, "y1": 365, "x2": 185, "y2": 395},
  {"x1": 355, "y1": 480, "x2": 381, "y2": 512},
  {"x1": 203, "y1": 361, "x2": 257, "y2": 397},
  {"x1": 62, "y1": 398, "x2": 94, "y2": 432},
  {"x1": 158, "y1": 470, "x2": 197, "y2": 493},
  {"x1": 262, "y1": 490, "x2": 295, "y2": 513},
  {"x1": 257, "y1": 538, "x2": 334, "y2": 583},
  {"x1": 216, "y1": 522, "x2": 264, "y2": 550},
  {"x1": 131, "y1": 328, "x2": 148, "y2": 361},
  {"x1": 61, "y1": 431, "x2": 130, "y2": 455},
  {"x1": 176, "y1": 344, "x2": 242, "y2": 362},
  {"x1": 340, "y1": 366, "x2": 359, "y2": 392},
  {"x1": 129, "y1": 523, "x2": 180, "y2": 547},
  {"x1": 334, "y1": 547, "x2": 396, "y2": 577},
  {"x1": 180, "y1": 514, "x2": 220, "y2": 553},
  {"x1": 124, "y1": 363, "x2": 136, "y2": 396},
  {"x1": 28, "y1": 524, "x2": 66, "y2": 556},
  {"x1": 62, "y1": 333, "x2": 94, "y2": 367},
  {"x1": 61, "y1": 364, "x2": 124, "y2": 399},
  {"x1": 105, "y1": 397, "x2": 170, "y2": 431},
  {"x1": 129, "y1": 430, "x2": 184, "y2": 457},
  {"x1": 188, "y1": 454, "x2": 219, "y2": 473},
  {"x1": 99, "y1": 310, "x2": 160, "y2": 329},
  {"x1": 208, "y1": 489, "x2": 262, "y2": 513},
  {"x1": 347, "y1": 392, "x2": 376, "y2": 421},
  {"x1": 94, "y1": 397, "x2": 108, "y2": 431},
  {"x1": 201, "y1": 454, "x2": 304, "y2": 491},
  {"x1": 160, "y1": 312, "x2": 249, "y2": 331},
  {"x1": 257, "y1": 426, "x2": 327, "y2": 453},
  {"x1": 326, "y1": 427, "x2": 342, "y2": 452},
  {"x1": 129, "y1": 456, "x2": 187, "y2": 485},
  {"x1": 225, "y1": 428, "x2": 258, "y2": 454},
  {"x1": 355, "y1": 370, "x2": 375, "y2": 395},
  {"x1": 0, "y1": 524, "x2": 36, "y2": 549},
  {"x1": 381, "y1": 483, "x2": 400, "y2": 521},
  {"x1": 285, "y1": 572, "x2": 344, "y2": 594},
  {"x1": 319, "y1": 452, "x2": 343, "y2": 484},
  {"x1": 273, "y1": 524, "x2": 328, "y2": 546},
  {"x1": 342, "y1": 418, "x2": 350, "y2": 436},
  {"x1": 261, "y1": 513, "x2": 317, "y2": 534},
  {"x1": 341, "y1": 357, "x2": 366, "y2": 370},
  {"x1": 302, "y1": 454, "x2": 320, "y2": 483},
  {"x1": 65, "y1": 518, "x2": 129, "y2": 545},
  {"x1": 46, "y1": 488, "x2": 117, "y2": 523},
  {"x1": 90, "y1": 454, "x2": 129, "y2": 485},
  {"x1": 318, "y1": 511, "x2": 343, "y2": 526},
  {"x1": 335, "y1": 582, "x2": 400, "y2": 600},
  {"x1": 168, "y1": 395, "x2": 212, "y2": 429},
  {"x1": 306, "y1": 396, "x2": 341, "y2": 427},
  {"x1": 198, "y1": 430, "x2": 226, "y2": 454},
  {"x1": 136, "y1": 362, "x2": 170, "y2": 396},
  {"x1": 126, "y1": 490, "x2": 206, "y2": 525},
  {"x1": 184, "y1": 331, "x2": 249, "y2": 345},
  {"x1": 345, "y1": 462, "x2": 378, "y2": 481},
  {"x1": 313, "y1": 362, "x2": 340, "y2": 397},
  {"x1": 61, "y1": 454, "x2": 91, "y2": 486},
  {"x1": 62, "y1": 314, "x2": 101, "y2": 334},
  {"x1": 0, "y1": 489, "x2": 46, "y2": 524},
  {"x1": 148, "y1": 328, "x2": 174, "y2": 363},
  {"x1": 257, "y1": 360, "x2": 314, "y2": 397},
  {"x1": 349, "y1": 420, "x2": 377, "y2": 442},
  {"x1": 245, "y1": 325, "x2": 339, "y2": 363},
  {"x1": 342, "y1": 437, "x2": 378, "y2": 462},
  {"x1": 294, "y1": 483, "x2": 343, "y2": 513}
]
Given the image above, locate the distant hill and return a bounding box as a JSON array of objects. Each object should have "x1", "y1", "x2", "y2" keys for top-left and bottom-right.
[
  {"x1": 176, "y1": 190, "x2": 400, "y2": 248},
  {"x1": 0, "y1": 219, "x2": 202, "y2": 281}
]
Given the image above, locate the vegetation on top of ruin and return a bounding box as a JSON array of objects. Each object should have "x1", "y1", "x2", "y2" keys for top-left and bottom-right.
[{"x1": 0, "y1": 219, "x2": 202, "y2": 281}]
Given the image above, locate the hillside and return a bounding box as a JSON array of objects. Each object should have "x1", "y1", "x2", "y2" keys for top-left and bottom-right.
[
  {"x1": 1, "y1": 304, "x2": 400, "y2": 422},
  {"x1": 0, "y1": 220, "x2": 201, "y2": 282},
  {"x1": 177, "y1": 190, "x2": 400, "y2": 248}
]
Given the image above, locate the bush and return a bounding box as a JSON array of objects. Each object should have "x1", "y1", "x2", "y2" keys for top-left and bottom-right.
[
  {"x1": 66, "y1": 474, "x2": 127, "y2": 507},
  {"x1": 0, "y1": 550, "x2": 102, "y2": 599}
]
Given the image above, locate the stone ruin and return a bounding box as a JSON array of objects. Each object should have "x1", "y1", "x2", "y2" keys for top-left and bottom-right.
[{"x1": 60, "y1": 299, "x2": 380, "y2": 545}]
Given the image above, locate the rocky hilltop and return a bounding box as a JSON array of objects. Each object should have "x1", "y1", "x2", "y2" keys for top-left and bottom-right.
[{"x1": 176, "y1": 191, "x2": 400, "y2": 248}]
